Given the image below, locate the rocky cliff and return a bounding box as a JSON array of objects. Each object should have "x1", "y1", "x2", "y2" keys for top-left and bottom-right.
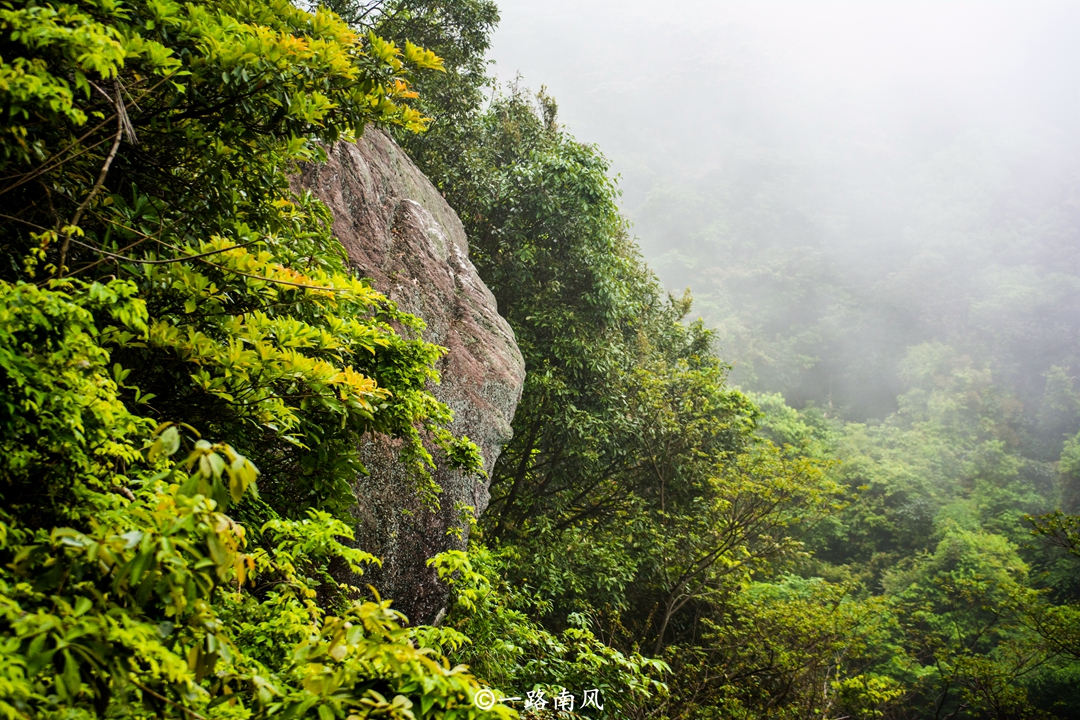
[{"x1": 297, "y1": 130, "x2": 525, "y2": 624}]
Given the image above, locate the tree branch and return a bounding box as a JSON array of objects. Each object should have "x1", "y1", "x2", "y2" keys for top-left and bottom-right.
[{"x1": 57, "y1": 115, "x2": 124, "y2": 275}]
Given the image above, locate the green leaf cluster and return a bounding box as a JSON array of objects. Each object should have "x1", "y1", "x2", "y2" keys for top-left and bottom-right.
[{"x1": 0, "y1": 0, "x2": 502, "y2": 716}]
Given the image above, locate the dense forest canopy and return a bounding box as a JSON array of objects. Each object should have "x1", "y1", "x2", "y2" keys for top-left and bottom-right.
[{"x1": 2, "y1": 0, "x2": 1080, "y2": 718}]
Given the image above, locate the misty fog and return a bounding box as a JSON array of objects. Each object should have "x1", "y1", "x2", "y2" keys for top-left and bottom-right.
[{"x1": 486, "y1": 0, "x2": 1080, "y2": 423}]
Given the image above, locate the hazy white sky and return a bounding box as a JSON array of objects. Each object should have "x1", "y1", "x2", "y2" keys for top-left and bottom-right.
[{"x1": 486, "y1": 1, "x2": 1080, "y2": 208}]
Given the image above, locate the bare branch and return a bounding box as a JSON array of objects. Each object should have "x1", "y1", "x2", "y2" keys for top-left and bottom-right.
[{"x1": 57, "y1": 119, "x2": 124, "y2": 275}]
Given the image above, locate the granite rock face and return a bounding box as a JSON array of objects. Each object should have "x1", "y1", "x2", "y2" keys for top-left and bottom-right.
[{"x1": 296, "y1": 129, "x2": 524, "y2": 624}]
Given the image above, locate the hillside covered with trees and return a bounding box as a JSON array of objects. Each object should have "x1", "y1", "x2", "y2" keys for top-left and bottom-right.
[{"x1": 1, "y1": 0, "x2": 1078, "y2": 719}]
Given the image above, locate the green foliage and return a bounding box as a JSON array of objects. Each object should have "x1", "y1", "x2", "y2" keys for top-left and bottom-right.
[
  {"x1": 0, "y1": 279, "x2": 151, "y2": 523},
  {"x1": 0, "y1": 280, "x2": 497, "y2": 716},
  {"x1": 397, "y1": 79, "x2": 893, "y2": 718},
  {"x1": 428, "y1": 543, "x2": 669, "y2": 717},
  {"x1": 753, "y1": 384, "x2": 1080, "y2": 718},
  {"x1": 885, "y1": 528, "x2": 1060, "y2": 719},
  {"x1": 0, "y1": 432, "x2": 506, "y2": 719},
  {"x1": 0, "y1": 0, "x2": 477, "y2": 512},
  {"x1": 786, "y1": 344, "x2": 1053, "y2": 586},
  {"x1": 637, "y1": 445, "x2": 842, "y2": 656},
  {"x1": 0, "y1": 0, "x2": 500, "y2": 716},
  {"x1": 364, "y1": 0, "x2": 499, "y2": 188},
  {"x1": 1056, "y1": 430, "x2": 1080, "y2": 512},
  {"x1": 657, "y1": 576, "x2": 905, "y2": 720}
]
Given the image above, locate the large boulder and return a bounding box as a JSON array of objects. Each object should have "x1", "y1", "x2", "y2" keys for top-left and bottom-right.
[{"x1": 296, "y1": 129, "x2": 524, "y2": 624}]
